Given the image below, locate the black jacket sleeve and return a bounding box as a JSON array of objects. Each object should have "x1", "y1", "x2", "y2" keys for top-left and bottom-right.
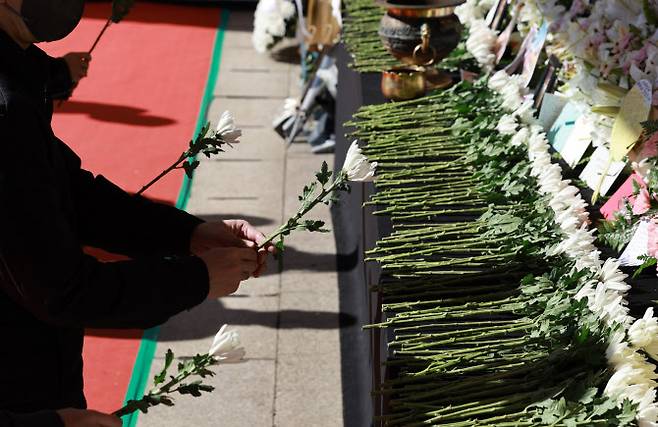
[
  {"x1": 0, "y1": 410, "x2": 63, "y2": 427},
  {"x1": 0, "y1": 97, "x2": 209, "y2": 329},
  {"x1": 46, "y1": 57, "x2": 74, "y2": 101},
  {"x1": 60, "y1": 142, "x2": 204, "y2": 258}
]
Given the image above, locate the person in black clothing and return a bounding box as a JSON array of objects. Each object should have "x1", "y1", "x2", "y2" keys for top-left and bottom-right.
[
  {"x1": 0, "y1": 0, "x2": 273, "y2": 426},
  {"x1": 49, "y1": 51, "x2": 91, "y2": 100}
]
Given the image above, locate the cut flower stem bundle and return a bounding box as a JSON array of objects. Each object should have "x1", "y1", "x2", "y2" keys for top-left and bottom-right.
[{"x1": 351, "y1": 80, "x2": 651, "y2": 425}]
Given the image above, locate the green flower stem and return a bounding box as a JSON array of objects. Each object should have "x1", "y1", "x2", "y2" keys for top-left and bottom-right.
[
  {"x1": 113, "y1": 353, "x2": 216, "y2": 417},
  {"x1": 257, "y1": 172, "x2": 346, "y2": 250},
  {"x1": 390, "y1": 322, "x2": 531, "y2": 346},
  {"x1": 137, "y1": 152, "x2": 186, "y2": 196}
]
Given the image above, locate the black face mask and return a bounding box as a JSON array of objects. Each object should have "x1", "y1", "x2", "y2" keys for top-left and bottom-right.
[{"x1": 17, "y1": 0, "x2": 85, "y2": 42}]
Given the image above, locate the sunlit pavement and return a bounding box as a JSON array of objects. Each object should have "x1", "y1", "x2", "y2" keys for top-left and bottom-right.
[{"x1": 136, "y1": 10, "x2": 344, "y2": 427}]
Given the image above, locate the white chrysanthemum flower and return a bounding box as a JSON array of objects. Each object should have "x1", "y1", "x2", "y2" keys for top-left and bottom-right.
[
  {"x1": 637, "y1": 388, "x2": 658, "y2": 424},
  {"x1": 343, "y1": 140, "x2": 377, "y2": 182},
  {"x1": 605, "y1": 365, "x2": 641, "y2": 396},
  {"x1": 455, "y1": 0, "x2": 495, "y2": 24},
  {"x1": 550, "y1": 225, "x2": 597, "y2": 258},
  {"x1": 465, "y1": 20, "x2": 497, "y2": 70},
  {"x1": 215, "y1": 111, "x2": 242, "y2": 144},
  {"x1": 554, "y1": 205, "x2": 583, "y2": 232},
  {"x1": 530, "y1": 154, "x2": 552, "y2": 175},
  {"x1": 633, "y1": 159, "x2": 653, "y2": 181},
  {"x1": 513, "y1": 99, "x2": 537, "y2": 125},
  {"x1": 496, "y1": 115, "x2": 518, "y2": 135},
  {"x1": 575, "y1": 249, "x2": 603, "y2": 272},
  {"x1": 500, "y1": 84, "x2": 525, "y2": 111},
  {"x1": 209, "y1": 324, "x2": 246, "y2": 363},
  {"x1": 252, "y1": 0, "x2": 296, "y2": 53},
  {"x1": 629, "y1": 308, "x2": 658, "y2": 357},
  {"x1": 600, "y1": 258, "x2": 628, "y2": 284},
  {"x1": 280, "y1": 0, "x2": 296, "y2": 19},
  {"x1": 488, "y1": 70, "x2": 509, "y2": 92},
  {"x1": 638, "y1": 399, "x2": 658, "y2": 425},
  {"x1": 575, "y1": 280, "x2": 596, "y2": 303},
  {"x1": 510, "y1": 126, "x2": 530, "y2": 147}
]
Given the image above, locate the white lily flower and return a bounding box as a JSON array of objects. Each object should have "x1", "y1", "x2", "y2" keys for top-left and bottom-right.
[
  {"x1": 342, "y1": 140, "x2": 377, "y2": 182},
  {"x1": 215, "y1": 111, "x2": 242, "y2": 144},
  {"x1": 209, "y1": 324, "x2": 246, "y2": 363}
]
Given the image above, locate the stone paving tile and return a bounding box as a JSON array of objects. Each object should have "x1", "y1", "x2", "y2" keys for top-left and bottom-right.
[
  {"x1": 277, "y1": 290, "x2": 341, "y2": 357},
  {"x1": 139, "y1": 359, "x2": 275, "y2": 427},
  {"x1": 274, "y1": 353, "x2": 343, "y2": 427},
  {"x1": 279, "y1": 269, "x2": 340, "y2": 296},
  {"x1": 222, "y1": 48, "x2": 292, "y2": 73},
  {"x1": 207, "y1": 97, "x2": 287, "y2": 134},
  {"x1": 215, "y1": 70, "x2": 290, "y2": 98}
]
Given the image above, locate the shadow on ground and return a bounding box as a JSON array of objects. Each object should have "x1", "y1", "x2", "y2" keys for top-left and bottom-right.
[
  {"x1": 158, "y1": 299, "x2": 356, "y2": 342},
  {"x1": 56, "y1": 101, "x2": 176, "y2": 127},
  {"x1": 259, "y1": 246, "x2": 359, "y2": 275}
]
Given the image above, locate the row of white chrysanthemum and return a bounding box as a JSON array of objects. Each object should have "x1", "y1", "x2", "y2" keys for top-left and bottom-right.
[
  {"x1": 455, "y1": 0, "x2": 658, "y2": 422},
  {"x1": 488, "y1": 69, "x2": 658, "y2": 425}
]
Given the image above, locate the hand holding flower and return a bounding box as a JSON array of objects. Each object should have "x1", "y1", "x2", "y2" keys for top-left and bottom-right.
[{"x1": 190, "y1": 220, "x2": 275, "y2": 277}]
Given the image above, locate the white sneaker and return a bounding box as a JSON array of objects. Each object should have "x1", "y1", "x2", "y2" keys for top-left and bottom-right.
[{"x1": 311, "y1": 138, "x2": 336, "y2": 154}]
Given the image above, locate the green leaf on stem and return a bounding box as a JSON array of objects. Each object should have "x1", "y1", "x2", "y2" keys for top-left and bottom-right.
[
  {"x1": 299, "y1": 182, "x2": 318, "y2": 205},
  {"x1": 154, "y1": 349, "x2": 174, "y2": 386},
  {"x1": 315, "y1": 161, "x2": 332, "y2": 185},
  {"x1": 275, "y1": 238, "x2": 285, "y2": 253},
  {"x1": 182, "y1": 160, "x2": 200, "y2": 178},
  {"x1": 633, "y1": 254, "x2": 657, "y2": 278}
]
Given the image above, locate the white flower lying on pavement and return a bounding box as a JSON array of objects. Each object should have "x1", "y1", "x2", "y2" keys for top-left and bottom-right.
[
  {"x1": 215, "y1": 111, "x2": 242, "y2": 145},
  {"x1": 342, "y1": 140, "x2": 377, "y2": 182},
  {"x1": 209, "y1": 324, "x2": 246, "y2": 363}
]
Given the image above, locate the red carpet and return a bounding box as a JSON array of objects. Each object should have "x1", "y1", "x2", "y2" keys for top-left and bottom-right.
[{"x1": 42, "y1": 2, "x2": 221, "y2": 413}]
